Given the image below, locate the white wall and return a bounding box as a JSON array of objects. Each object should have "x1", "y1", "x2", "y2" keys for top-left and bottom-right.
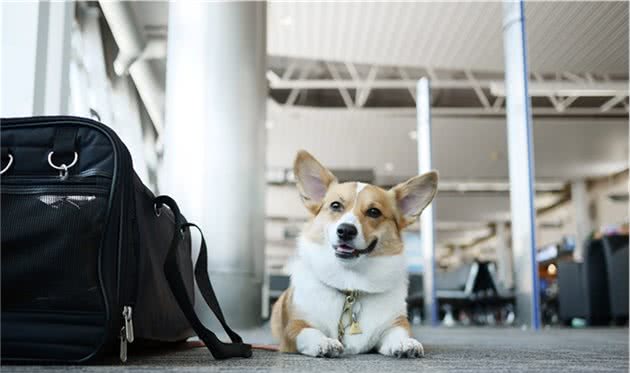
[
  {"x1": 1, "y1": 2, "x2": 73, "y2": 117},
  {"x1": 1, "y1": 2, "x2": 40, "y2": 116},
  {"x1": 536, "y1": 201, "x2": 576, "y2": 248},
  {"x1": 591, "y1": 172, "x2": 629, "y2": 228},
  {"x1": 535, "y1": 172, "x2": 629, "y2": 247},
  {"x1": 267, "y1": 106, "x2": 629, "y2": 183}
]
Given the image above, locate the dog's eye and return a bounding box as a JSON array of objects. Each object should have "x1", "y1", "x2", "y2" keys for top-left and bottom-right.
[
  {"x1": 330, "y1": 201, "x2": 343, "y2": 212},
  {"x1": 366, "y1": 207, "x2": 382, "y2": 218}
]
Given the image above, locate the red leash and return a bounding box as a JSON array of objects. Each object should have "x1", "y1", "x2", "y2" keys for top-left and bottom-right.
[{"x1": 251, "y1": 344, "x2": 280, "y2": 352}]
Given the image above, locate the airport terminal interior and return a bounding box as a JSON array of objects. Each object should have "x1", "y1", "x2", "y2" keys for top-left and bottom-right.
[{"x1": 1, "y1": 1, "x2": 629, "y2": 372}]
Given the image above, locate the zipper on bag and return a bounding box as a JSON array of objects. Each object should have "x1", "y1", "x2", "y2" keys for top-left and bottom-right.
[{"x1": 119, "y1": 305, "x2": 134, "y2": 362}]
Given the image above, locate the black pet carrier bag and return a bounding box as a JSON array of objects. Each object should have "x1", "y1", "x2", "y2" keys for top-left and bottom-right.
[{"x1": 0, "y1": 116, "x2": 252, "y2": 363}]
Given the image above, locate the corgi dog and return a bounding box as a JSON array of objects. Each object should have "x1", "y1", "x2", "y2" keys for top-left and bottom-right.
[{"x1": 271, "y1": 150, "x2": 438, "y2": 358}]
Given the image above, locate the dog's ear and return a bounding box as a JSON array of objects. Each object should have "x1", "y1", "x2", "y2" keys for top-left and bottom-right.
[
  {"x1": 293, "y1": 150, "x2": 337, "y2": 214},
  {"x1": 391, "y1": 171, "x2": 438, "y2": 228}
]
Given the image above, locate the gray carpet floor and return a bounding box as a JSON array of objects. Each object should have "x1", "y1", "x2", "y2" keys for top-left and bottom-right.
[{"x1": 3, "y1": 326, "x2": 628, "y2": 372}]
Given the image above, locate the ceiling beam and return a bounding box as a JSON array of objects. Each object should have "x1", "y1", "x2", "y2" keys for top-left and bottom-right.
[
  {"x1": 265, "y1": 172, "x2": 567, "y2": 192},
  {"x1": 268, "y1": 68, "x2": 627, "y2": 98},
  {"x1": 269, "y1": 100, "x2": 629, "y2": 117},
  {"x1": 325, "y1": 62, "x2": 355, "y2": 108}
]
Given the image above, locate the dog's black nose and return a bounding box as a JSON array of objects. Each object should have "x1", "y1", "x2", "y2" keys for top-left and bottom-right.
[{"x1": 337, "y1": 223, "x2": 358, "y2": 241}]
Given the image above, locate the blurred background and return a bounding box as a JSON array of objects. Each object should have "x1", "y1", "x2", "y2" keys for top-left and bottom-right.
[{"x1": 2, "y1": 1, "x2": 628, "y2": 331}]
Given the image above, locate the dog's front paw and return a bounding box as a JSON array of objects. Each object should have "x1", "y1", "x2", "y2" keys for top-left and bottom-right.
[
  {"x1": 380, "y1": 337, "x2": 424, "y2": 358},
  {"x1": 315, "y1": 337, "x2": 345, "y2": 358},
  {"x1": 303, "y1": 337, "x2": 344, "y2": 358}
]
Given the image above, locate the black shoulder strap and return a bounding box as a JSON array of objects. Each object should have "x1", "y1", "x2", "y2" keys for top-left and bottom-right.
[{"x1": 155, "y1": 195, "x2": 252, "y2": 360}]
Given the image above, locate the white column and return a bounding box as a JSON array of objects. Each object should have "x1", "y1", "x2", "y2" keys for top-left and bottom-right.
[
  {"x1": 502, "y1": 0, "x2": 541, "y2": 329},
  {"x1": 571, "y1": 180, "x2": 591, "y2": 262},
  {"x1": 1, "y1": 1, "x2": 72, "y2": 116},
  {"x1": 495, "y1": 222, "x2": 514, "y2": 290},
  {"x1": 1, "y1": 1, "x2": 41, "y2": 115},
  {"x1": 111, "y1": 77, "x2": 149, "y2": 184},
  {"x1": 79, "y1": 6, "x2": 114, "y2": 126},
  {"x1": 417, "y1": 78, "x2": 438, "y2": 326},
  {"x1": 162, "y1": 2, "x2": 266, "y2": 327},
  {"x1": 39, "y1": 1, "x2": 73, "y2": 115}
]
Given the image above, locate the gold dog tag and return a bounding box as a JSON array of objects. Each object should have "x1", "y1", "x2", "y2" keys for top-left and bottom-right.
[
  {"x1": 349, "y1": 321, "x2": 362, "y2": 335},
  {"x1": 349, "y1": 313, "x2": 362, "y2": 335}
]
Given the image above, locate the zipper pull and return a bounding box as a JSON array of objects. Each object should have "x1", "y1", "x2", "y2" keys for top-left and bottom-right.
[
  {"x1": 123, "y1": 306, "x2": 134, "y2": 343},
  {"x1": 119, "y1": 306, "x2": 134, "y2": 363},
  {"x1": 119, "y1": 327, "x2": 128, "y2": 363}
]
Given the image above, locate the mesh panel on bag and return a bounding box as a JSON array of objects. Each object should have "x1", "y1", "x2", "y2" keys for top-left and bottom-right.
[{"x1": 1, "y1": 190, "x2": 109, "y2": 313}]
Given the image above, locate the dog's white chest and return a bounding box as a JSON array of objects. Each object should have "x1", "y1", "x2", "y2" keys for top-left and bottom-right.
[
  {"x1": 291, "y1": 261, "x2": 407, "y2": 354},
  {"x1": 338, "y1": 291, "x2": 406, "y2": 354}
]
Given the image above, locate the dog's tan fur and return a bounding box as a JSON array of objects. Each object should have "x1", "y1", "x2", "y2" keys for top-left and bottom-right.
[
  {"x1": 270, "y1": 288, "x2": 313, "y2": 352},
  {"x1": 392, "y1": 315, "x2": 411, "y2": 333}
]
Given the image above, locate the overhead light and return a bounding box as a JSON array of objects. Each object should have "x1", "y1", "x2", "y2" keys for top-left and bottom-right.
[
  {"x1": 286, "y1": 170, "x2": 295, "y2": 183},
  {"x1": 489, "y1": 81, "x2": 627, "y2": 97},
  {"x1": 438, "y1": 180, "x2": 565, "y2": 192},
  {"x1": 266, "y1": 168, "x2": 285, "y2": 183},
  {"x1": 547, "y1": 263, "x2": 557, "y2": 276},
  {"x1": 280, "y1": 16, "x2": 293, "y2": 27}
]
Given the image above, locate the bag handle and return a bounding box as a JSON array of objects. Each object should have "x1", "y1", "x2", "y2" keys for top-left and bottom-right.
[
  {"x1": 51, "y1": 127, "x2": 79, "y2": 162},
  {"x1": 52, "y1": 127, "x2": 78, "y2": 155},
  {"x1": 155, "y1": 195, "x2": 252, "y2": 359}
]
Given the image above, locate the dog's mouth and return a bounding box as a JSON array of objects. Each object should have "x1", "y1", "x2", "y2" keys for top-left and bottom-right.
[{"x1": 333, "y1": 239, "x2": 378, "y2": 259}]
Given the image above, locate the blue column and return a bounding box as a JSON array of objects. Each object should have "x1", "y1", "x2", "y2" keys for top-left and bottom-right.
[
  {"x1": 417, "y1": 78, "x2": 438, "y2": 326},
  {"x1": 501, "y1": 0, "x2": 541, "y2": 330}
]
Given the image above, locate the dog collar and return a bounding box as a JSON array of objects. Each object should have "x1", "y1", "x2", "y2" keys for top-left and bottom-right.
[{"x1": 337, "y1": 289, "x2": 363, "y2": 341}]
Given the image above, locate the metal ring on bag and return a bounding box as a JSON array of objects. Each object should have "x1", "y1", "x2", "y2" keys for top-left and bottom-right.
[
  {"x1": 1, "y1": 154, "x2": 13, "y2": 175},
  {"x1": 154, "y1": 202, "x2": 162, "y2": 217},
  {"x1": 48, "y1": 151, "x2": 78, "y2": 177}
]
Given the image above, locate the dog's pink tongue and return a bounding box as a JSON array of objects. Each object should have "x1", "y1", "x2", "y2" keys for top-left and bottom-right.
[{"x1": 336, "y1": 245, "x2": 354, "y2": 253}]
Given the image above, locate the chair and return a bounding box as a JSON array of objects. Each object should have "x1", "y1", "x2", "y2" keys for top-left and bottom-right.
[
  {"x1": 268, "y1": 274, "x2": 290, "y2": 314},
  {"x1": 558, "y1": 239, "x2": 611, "y2": 325},
  {"x1": 435, "y1": 262, "x2": 477, "y2": 305},
  {"x1": 406, "y1": 274, "x2": 424, "y2": 323},
  {"x1": 601, "y1": 234, "x2": 629, "y2": 323}
]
